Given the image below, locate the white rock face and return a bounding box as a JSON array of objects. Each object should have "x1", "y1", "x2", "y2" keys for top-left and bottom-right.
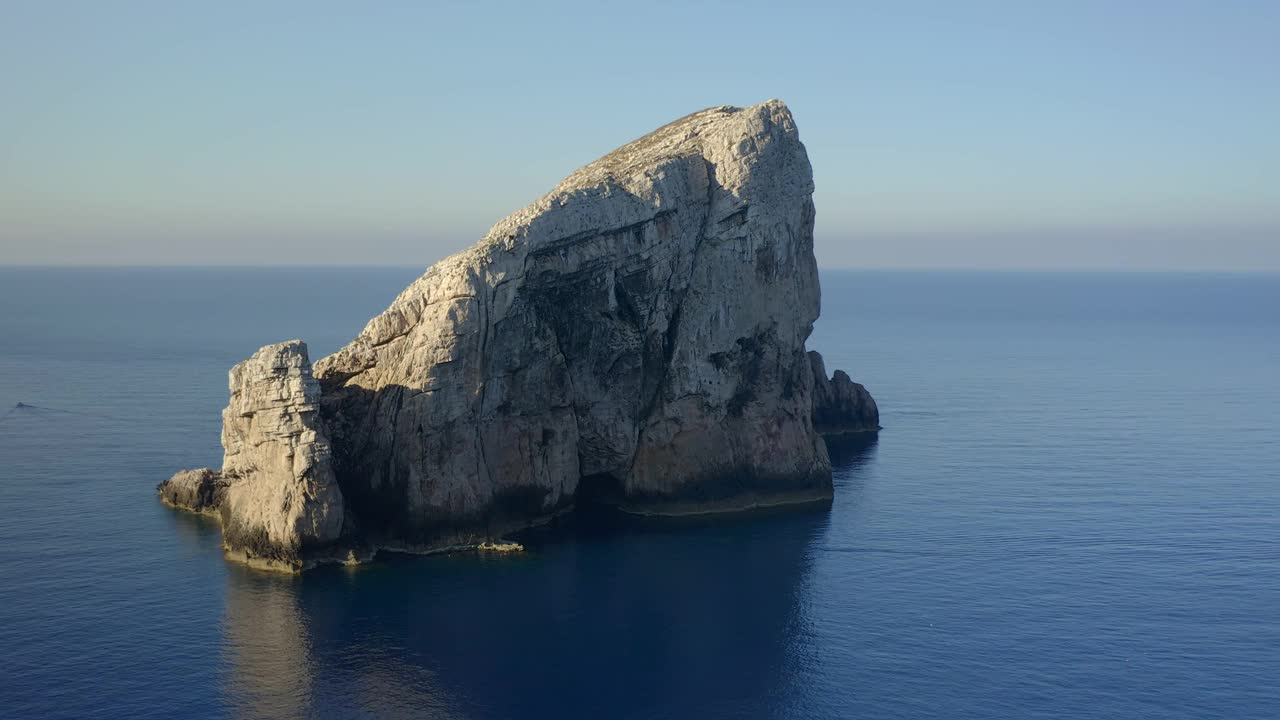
[
  {"x1": 160, "y1": 100, "x2": 880, "y2": 570},
  {"x1": 312, "y1": 100, "x2": 831, "y2": 549},
  {"x1": 217, "y1": 341, "x2": 344, "y2": 569}
]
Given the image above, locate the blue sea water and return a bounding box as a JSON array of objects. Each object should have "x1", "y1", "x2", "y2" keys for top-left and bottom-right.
[{"x1": 0, "y1": 267, "x2": 1277, "y2": 719}]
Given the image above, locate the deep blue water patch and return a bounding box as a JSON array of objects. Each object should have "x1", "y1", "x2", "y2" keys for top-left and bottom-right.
[{"x1": 1, "y1": 268, "x2": 1277, "y2": 719}]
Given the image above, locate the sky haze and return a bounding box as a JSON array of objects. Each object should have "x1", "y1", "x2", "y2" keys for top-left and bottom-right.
[{"x1": 2, "y1": 1, "x2": 1277, "y2": 270}]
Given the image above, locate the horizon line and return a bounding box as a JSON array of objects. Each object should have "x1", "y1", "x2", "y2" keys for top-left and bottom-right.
[{"x1": 2, "y1": 263, "x2": 1278, "y2": 276}]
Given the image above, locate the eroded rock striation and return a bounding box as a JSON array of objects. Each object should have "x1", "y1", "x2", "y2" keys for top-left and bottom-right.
[
  {"x1": 160, "y1": 100, "x2": 879, "y2": 571},
  {"x1": 160, "y1": 341, "x2": 348, "y2": 570}
]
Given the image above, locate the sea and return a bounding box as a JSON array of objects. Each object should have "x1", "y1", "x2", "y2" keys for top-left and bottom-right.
[{"x1": 0, "y1": 267, "x2": 1277, "y2": 720}]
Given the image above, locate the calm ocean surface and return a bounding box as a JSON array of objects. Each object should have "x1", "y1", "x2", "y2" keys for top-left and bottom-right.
[{"x1": 1, "y1": 267, "x2": 1277, "y2": 719}]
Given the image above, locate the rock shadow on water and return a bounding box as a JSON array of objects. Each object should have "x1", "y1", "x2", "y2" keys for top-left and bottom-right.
[
  {"x1": 824, "y1": 431, "x2": 879, "y2": 475},
  {"x1": 216, "y1": 492, "x2": 853, "y2": 719}
]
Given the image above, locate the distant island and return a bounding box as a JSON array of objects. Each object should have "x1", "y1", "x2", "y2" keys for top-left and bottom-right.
[{"x1": 160, "y1": 100, "x2": 879, "y2": 572}]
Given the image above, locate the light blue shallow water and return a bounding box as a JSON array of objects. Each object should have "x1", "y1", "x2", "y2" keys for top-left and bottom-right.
[{"x1": 0, "y1": 268, "x2": 1277, "y2": 719}]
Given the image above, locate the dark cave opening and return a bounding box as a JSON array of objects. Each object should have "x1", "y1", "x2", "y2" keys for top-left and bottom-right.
[
  {"x1": 575, "y1": 472, "x2": 625, "y2": 512},
  {"x1": 565, "y1": 472, "x2": 632, "y2": 534}
]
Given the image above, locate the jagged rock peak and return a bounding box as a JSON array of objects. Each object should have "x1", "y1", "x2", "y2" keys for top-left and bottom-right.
[
  {"x1": 809, "y1": 351, "x2": 880, "y2": 434},
  {"x1": 480, "y1": 100, "x2": 804, "y2": 253}
]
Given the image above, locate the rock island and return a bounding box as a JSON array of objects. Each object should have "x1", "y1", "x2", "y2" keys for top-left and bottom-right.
[{"x1": 160, "y1": 100, "x2": 878, "y2": 571}]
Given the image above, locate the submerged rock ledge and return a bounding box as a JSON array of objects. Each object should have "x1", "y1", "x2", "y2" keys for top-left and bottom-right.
[{"x1": 160, "y1": 100, "x2": 879, "y2": 572}]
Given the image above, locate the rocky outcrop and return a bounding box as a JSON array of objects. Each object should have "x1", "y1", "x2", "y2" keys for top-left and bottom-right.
[
  {"x1": 159, "y1": 341, "x2": 347, "y2": 570},
  {"x1": 160, "y1": 100, "x2": 879, "y2": 571},
  {"x1": 219, "y1": 340, "x2": 346, "y2": 569},
  {"x1": 157, "y1": 468, "x2": 226, "y2": 514},
  {"x1": 808, "y1": 351, "x2": 880, "y2": 434}
]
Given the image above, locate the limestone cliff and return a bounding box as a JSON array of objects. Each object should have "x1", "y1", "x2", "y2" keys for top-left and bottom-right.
[{"x1": 160, "y1": 100, "x2": 878, "y2": 571}]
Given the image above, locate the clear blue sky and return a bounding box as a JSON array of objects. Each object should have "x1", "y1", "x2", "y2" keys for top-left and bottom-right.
[{"x1": 2, "y1": 1, "x2": 1277, "y2": 270}]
